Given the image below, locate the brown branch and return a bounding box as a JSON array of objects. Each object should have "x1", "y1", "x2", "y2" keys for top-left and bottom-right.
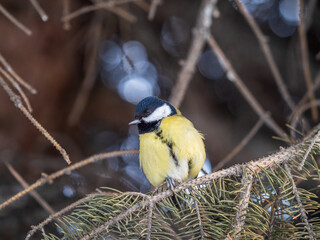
[
  {"x1": 61, "y1": 1, "x2": 138, "y2": 23},
  {"x1": 0, "y1": 74, "x2": 70, "y2": 165},
  {"x1": 67, "y1": 14, "x2": 103, "y2": 126},
  {"x1": 146, "y1": 201, "x2": 154, "y2": 240},
  {"x1": 290, "y1": 71, "x2": 320, "y2": 121},
  {"x1": 0, "y1": 53, "x2": 37, "y2": 94},
  {"x1": 0, "y1": 66, "x2": 32, "y2": 112},
  {"x1": 214, "y1": 117, "x2": 264, "y2": 170},
  {"x1": 62, "y1": 0, "x2": 71, "y2": 30},
  {"x1": 0, "y1": 150, "x2": 138, "y2": 212},
  {"x1": 298, "y1": 0, "x2": 318, "y2": 121},
  {"x1": 169, "y1": 0, "x2": 218, "y2": 108},
  {"x1": 225, "y1": 172, "x2": 253, "y2": 240},
  {"x1": 284, "y1": 164, "x2": 315, "y2": 239},
  {"x1": 5, "y1": 162, "x2": 55, "y2": 215},
  {"x1": 234, "y1": 0, "x2": 295, "y2": 111},
  {"x1": 298, "y1": 130, "x2": 320, "y2": 170},
  {"x1": 133, "y1": 0, "x2": 150, "y2": 12},
  {"x1": 207, "y1": 35, "x2": 288, "y2": 140},
  {"x1": 148, "y1": 0, "x2": 162, "y2": 20},
  {"x1": 289, "y1": 100, "x2": 320, "y2": 138},
  {"x1": 29, "y1": 0, "x2": 48, "y2": 21},
  {"x1": 0, "y1": 4, "x2": 32, "y2": 36}
]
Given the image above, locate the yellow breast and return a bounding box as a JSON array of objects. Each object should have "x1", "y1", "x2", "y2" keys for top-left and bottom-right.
[{"x1": 139, "y1": 115, "x2": 206, "y2": 187}]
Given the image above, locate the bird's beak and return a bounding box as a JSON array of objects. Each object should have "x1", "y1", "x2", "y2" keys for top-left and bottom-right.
[{"x1": 128, "y1": 119, "x2": 141, "y2": 125}]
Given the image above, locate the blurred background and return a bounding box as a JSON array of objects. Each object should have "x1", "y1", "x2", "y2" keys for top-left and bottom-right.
[{"x1": 0, "y1": 0, "x2": 319, "y2": 238}]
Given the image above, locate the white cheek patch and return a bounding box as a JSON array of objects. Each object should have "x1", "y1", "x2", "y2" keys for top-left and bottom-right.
[{"x1": 142, "y1": 104, "x2": 172, "y2": 123}]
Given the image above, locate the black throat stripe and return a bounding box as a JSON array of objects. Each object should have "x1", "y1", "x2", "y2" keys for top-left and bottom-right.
[{"x1": 155, "y1": 129, "x2": 179, "y2": 167}]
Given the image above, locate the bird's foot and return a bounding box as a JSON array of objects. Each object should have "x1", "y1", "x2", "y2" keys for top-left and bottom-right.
[{"x1": 166, "y1": 177, "x2": 182, "y2": 191}]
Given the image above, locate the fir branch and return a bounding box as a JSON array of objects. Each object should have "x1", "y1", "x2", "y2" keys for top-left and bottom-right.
[
  {"x1": 284, "y1": 164, "x2": 315, "y2": 239},
  {"x1": 226, "y1": 172, "x2": 253, "y2": 240},
  {"x1": 146, "y1": 201, "x2": 154, "y2": 240},
  {"x1": 194, "y1": 201, "x2": 205, "y2": 240}
]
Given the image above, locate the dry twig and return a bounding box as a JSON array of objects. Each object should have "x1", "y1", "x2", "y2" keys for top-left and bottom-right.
[
  {"x1": 214, "y1": 117, "x2": 265, "y2": 170},
  {"x1": 62, "y1": 0, "x2": 71, "y2": 30},
  {"x1": 5, "y1": 162, "x2": 55, "y2": 215},
  {"x1": 169, "y1": 0, "x2": 218, "y2": 108},
  {"x1": 148, "y1": 0, "x2": 162, "y2": 20},
  {"x1": 234, "y1": 0, "x2": 295, "y2": 111},
  {"x1": 67, "y1": 13, "x2": 103, "y2": 126},
  {"x1": 29, "y1": 0, "x2": 48, "y2": 21},
  {"x1": 207, "y1": 35, "x2": 288, "y2": 140},
  {"x1": 298, "y1": 0, "x2": 318, "y2": 121},
  {"x1": 0, "y1": 4, "x2": 32, "y2": 36}
]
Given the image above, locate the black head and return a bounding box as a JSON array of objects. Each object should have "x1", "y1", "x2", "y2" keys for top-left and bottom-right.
[{"x1": 129, "y1": 96, "x2": 177, "y2": 134}]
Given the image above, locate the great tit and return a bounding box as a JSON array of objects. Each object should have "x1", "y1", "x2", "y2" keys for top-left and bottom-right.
[{"x1": 129, "y1": 96, "x2": 206, "y2": 188}]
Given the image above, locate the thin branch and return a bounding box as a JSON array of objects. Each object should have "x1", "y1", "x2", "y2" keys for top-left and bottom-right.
[
  {"x1": 0, "y1": 75, "x2": 70, "y2": 165},
  {"x1": 29, "y1": 0, "x2": 48, "y2": 22},
  {"x1": 62, "y1": 0, "x2": 71, "y2": 30},
  {"x1": 61, "y1": 1, "x2": 138, "y2": 23},
  {"x1": 290, "y1": 70, "x2": 320, "y2": 121},
  {"x1": 148, "y1": 0, "x2": 162, "y2": 20},
  {"x1": 214, "y1": 117, "x2": 264, "y2": 170},
  {"x1": 195, "y1": 201, "x2": 205, "y2": 240},
  {"x1": 133, "y1": 0, "x2": 150, "y2": 12},
  {"x1": 67, "y1": 14, "x2": 103, "y2": 126},
  {"x1": 26, "y1": 195, "x2": 95, "y2": 240},
  {"x1": 0, "y1": 4, "x2": 32, "y2": 36},
  {"x1": 0, "y1": 150, "x2": 138, "y2": 212},
  {"x1": 298, "y1": 0, "x2": 318, "y2": 121},
  {"x1": 234, "y1": 0, "x2": 295, "y2": 111},
  {"x1": 169, "y1": 0, "x2": 218, "y2": 108},
  {"x1": 207, "y1": 34, "x2": 288, "y2": 140},
  {"x1": 0, "y1": 66, "x2": 32, "y2": 112},
  {"x1": 5, "y1": 162, "x2": 55, "y2": 215},
  {"x1": 0, "y1": 53, "x2": 37, "y2": 94},
  {"x1": 298, "y1": 130, "x2": 320, "y2": 170},
  {"x1": 289, "y1": 100, "x2": 320, "y2": 138},
  {"x1": 284, "y1": 164, "x2": 315, "y2": 239},
  {"x1": 225, "y1": 172, "x2": 253, "y2": 240}
]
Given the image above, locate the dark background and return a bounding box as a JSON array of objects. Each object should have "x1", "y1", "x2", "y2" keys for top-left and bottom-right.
[{"x1": 0, "y1": 0, "x2": 319, "y2": 238}]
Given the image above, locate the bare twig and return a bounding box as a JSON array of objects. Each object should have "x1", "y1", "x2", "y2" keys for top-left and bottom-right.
[
  {"x1": 225, "y1": 172, "x2": 253, "y2": 240},
  {"x1": 0, "y1": 66, "x2": 32, "y2": 112},
  {"x1": 290, "y1": 100, "x2": 320, "y2": 138},
  {"x1": 29, "y1": 0, "x2": 48, "y2": 21},
  {"x1": 207, "y1": 35, "x2": 288, "y2": 140},
  {"x1": 133, "y1": 0, "x2": 150, "y2": 12},
  {"x1": 284, "y1": 164, "x2": 315, "y2": 239},
  {"x1": 0, "y1": 150, "x2": 138, "y2": 212},
  {"x1": 234, "y1": 0, "x2": 295, "y2": 111},
  {"x1": 298, "y1": 130, "x2": 320, "y2": 170},
  {"x1": 67, "y1": 14, "x2": 103, "y2": 126},
  {"x1": 195, "y1": 201, "x2": 205, "y2": 240},
  {"x1": 298, "y1": 0, "x2": 318, "y2": 121},
  {"x1": 5, "y1": 162, "x2": 55, "y2": 215},
  {"x1": 0, "y1": 75, "x2": 70, "y2": 164},
  {"x1": 214, "y1": 117, "x2": 264, "y2": 170},
  {"x1": 148, "y1": 0, "x2": 162, "y2": 20},
  {"x1": 0, "y1": 4, "x2": 32, "y2": 36},
  {"x1": 0, "y1": 53, "x2": 37, "y2": 94},
  {"x1": 169, "y1": 0, "x2": 218, "y2": 108},
  {"x1": 61, "y1": 1, "x2": 137, "y2": 23},
  {"x1": 62, "y1": 0, "x2": 71, "y2": 30},
  {"x1": 290, "y1": 71, "x2": 320, "y2": 121}
]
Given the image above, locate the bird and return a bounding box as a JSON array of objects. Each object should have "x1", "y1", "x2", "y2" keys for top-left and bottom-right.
[{"x1": 129, "y1": 96, "x2": 206, "y2": 188}]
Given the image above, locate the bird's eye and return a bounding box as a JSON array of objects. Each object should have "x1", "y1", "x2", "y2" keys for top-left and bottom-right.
[{"x1": 145, "y1": 109, "x2": 152, "y2": 115}]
